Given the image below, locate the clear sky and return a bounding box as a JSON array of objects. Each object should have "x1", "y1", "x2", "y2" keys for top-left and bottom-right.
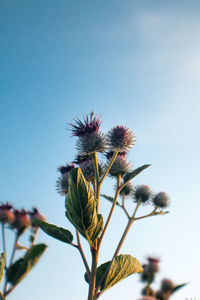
[{"x1": 0, "y1": 0, "x2": 200, "y2": 299}]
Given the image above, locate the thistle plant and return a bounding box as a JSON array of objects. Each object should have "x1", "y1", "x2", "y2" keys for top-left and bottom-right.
[
  {"x1": 139, "y1": 257, "x2": 187, "y2": 300},
  {"x1": 36, "y1": 111, "x2": 170, "y2": 300},
  {"x1": 0, "y1": 204, "x2": 47, "y2": 299}
]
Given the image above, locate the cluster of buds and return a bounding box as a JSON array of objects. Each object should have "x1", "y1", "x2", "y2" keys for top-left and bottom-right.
[
  {"x1": 57, "y1": 112, "x2": 137, "y2": 194},
  {"x1": 140, "y1": 257, "x2": 186, "y2": 300},
  {"x1": 0, "y1": 203, "x2": 46, "y2": 233}
]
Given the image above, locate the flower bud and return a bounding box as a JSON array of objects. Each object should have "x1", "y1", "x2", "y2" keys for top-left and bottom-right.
[
  {"x1": 161, "y1": 279, "x2": 175, "y2": 293},
  {"x1": 74, "y1": 155, "x2": 104, "y2": 181},
  {"x1": 133, "y1": 185, "x2": 152, "y2": 204},
  {"x1": 106, "y1": 151, "x2": 132, "y2": 177},
  {"x1": 141, "y1": 286, "x2": 155, "y2": 296},
  {"x1": 12, "y1": 209, "x2": 31, "y2": 231},
  {"x1": 147, "y1": 257, "x2": 160, "y2": 273},
  {"x1": 153, "y1": 192, "x2": 169, "y2": 208},
  {"x1": 69, "y1": 112, "x2": 106, "y2": 154},
  {"x1": 119, "y1": 181, "x2": 134, "y2": 198},
  {"x1": 29, "y1": 208, "x2": 47, "y2": 225},
  {"x1": 56, "y1": 163, "x2": 75, "y2": 195},
  {"x1": 107, "y1": 125, "x2": 135, "y2": 152},
  {"x1": 0, "y1": 203, "x2": 14, "y2": 224}
]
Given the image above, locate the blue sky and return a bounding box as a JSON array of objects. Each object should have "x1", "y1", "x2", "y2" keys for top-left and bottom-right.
[{"x1": 0, "y1": 0, "x2": 200, "y2": 299}]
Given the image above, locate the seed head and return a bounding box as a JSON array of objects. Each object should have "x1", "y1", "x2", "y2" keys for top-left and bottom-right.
[
  {"x1": 0, "y1": 203, "x2": 15, "y2": 224},
  {"x1": 153, "y1": 192, "x2": 169, "y2": 208},
  {"x1": 107, "y1": 125, "x2": 135, "y2": 152},
  {"x1": 147, "y1": 257, "x2": 160, "y2": 273},
  {"x1": 133, "y1": 185, "x2": 152, "y2": 204}
]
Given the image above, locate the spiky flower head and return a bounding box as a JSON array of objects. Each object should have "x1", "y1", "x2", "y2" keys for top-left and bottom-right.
[
  {"x1": 119, "y1": 181, "x2": 134, "y2": 198},
  {"x1": 133, "y1": 185, "x2": 152, "y2": 204},
  {"x1": 56, "y1": 163, "x2": 75, "y2": 195},
  {"x1": 12, "y1": 209, "x2": 31, "y2": 232},
  {"x1": 69, "y1": 112, "x2": 106, "y2": 154},
  {"x1": 29, "y1": 207, "x2": 47, "y2": 226},
  {"x1": 70, "y1": 112, "x2": 101, "y2": 137},
  {"x1": 106, "y1": 151, "x2": 132, "y2": 177},
  {"x1": 73, "y1": 154, "x2": 104, "y2": 182},
  {"x1": 161, "y1": 279, "x2": 175, "y2": 293},
  {"x1": 0, "y1": 203, "x2": 15, "y2": 224},
  {"x1": 107, "y1": 125, "x2": 135, "y2": 152},
  {"x1": 152, "y1": 192, "x2": 169, "y2": 208}
]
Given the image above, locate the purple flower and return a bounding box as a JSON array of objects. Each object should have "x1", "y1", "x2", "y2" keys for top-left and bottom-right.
[
  {"x1": 69, "y1": 112, "x2": 101, "y2": 137},
  {"x1": 107, "y1": 125, "x2": 135, "y2": 152}
]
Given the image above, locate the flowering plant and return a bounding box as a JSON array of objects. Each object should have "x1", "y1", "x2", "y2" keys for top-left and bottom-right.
[
  {"x1": 139, "y1": 257, "x2": 186, "y2": 299},
  {"x1": 0, "y1": 205, "x2": 47, "y2": 299},
  {"x1": 35, "y1": 112, "x2": 170, "y2": 300}
]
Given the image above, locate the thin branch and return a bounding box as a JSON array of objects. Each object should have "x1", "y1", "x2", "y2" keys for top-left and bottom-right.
[
  {"x1": 76, "y1": 231, "x2": 91, "y2": 278},
  {"x1": 98, "y1": 174, "x2": 121, "y2": 250}
]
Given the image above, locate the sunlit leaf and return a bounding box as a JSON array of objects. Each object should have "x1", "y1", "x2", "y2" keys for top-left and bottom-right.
[{"x1": 65, "y1": 168, "x2": 103, "y2": 244}]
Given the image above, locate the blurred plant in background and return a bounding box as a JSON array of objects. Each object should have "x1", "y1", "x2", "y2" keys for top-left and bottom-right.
[
  {"x1": 35, "y1": 111, "x2": 170, "y2": 300},
  {"x1": 0, "y1": 204, "x2": 47, "y2": 299},
  {"x1": 139, "y1": 257, "x2": 187, "y2": 300}
]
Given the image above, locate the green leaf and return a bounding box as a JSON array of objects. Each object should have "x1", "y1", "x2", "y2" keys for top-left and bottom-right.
[
  {"x1": 65, "y1": 168, "x2": 103, "y2": 244},
  {"x1": 0, "y1": 291, "x2": 5, "y2": 300},
  {"x1": 0, "y1": 253, "x2": 5, "y2": 284},
  {"x1": 7, "y1": 243, "x2": 47, "y2": 287},
  {"x1": 123, "y1": 164, "x2": 151, "y2": 184},
  {"x1": 34, "y1": 220, "x2": 73, "y2": 244},
  {"x1": 172, "y1": 283, "x2": 187, "y2": 294},
  {"x1": 100, "y1": 194, "x2": 120, "y2": 206},
  {"x1": 85, "y1": 255, "x2": 143, "y2": 294}
]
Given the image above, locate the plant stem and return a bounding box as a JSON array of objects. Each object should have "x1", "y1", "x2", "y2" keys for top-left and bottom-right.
[
  {"x1": 134, "y1": 207, "x2": 158, "y2": 221},
  {"x1": 99, "y1": 151, "x2": 118, "y2": 186},
  {"x1": 87, "y1": 249, "x2": 98, "y2": 300},
  {"x1": 98, "y1": 174, "x2": 121, "y2": 250},
  {"x1": 1, "y1": 223, "x2": 7, "y2": 267},
  {"x1": 76, "y1": 231, "x2": 91, "y2": 278},
  {"x1": 96, "y1": 201, "x2": 141, "y2": 293}
]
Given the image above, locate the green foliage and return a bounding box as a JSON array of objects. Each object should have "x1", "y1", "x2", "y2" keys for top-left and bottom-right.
[
  {"x1": 34, "y1": 220, "x2": 73, "y2": 244},
  {"x1": 7, "y1": 244, "x2": 47, "y2": 287},
  {"x1": 100, "y1": 194, "x2": 120, "y2": 206},
  {"x1": 123, "y1": 164, "x2": 151, "y2": 184},
  {"x1": 85, "y1": 255, "x2": 143, "y2": 294},
  {"x1": 65, "y1": 168, "x2": 103, "y2": 244},
  {"x1": 0, "y1": 253, "x2": 5, "y2": 284}
]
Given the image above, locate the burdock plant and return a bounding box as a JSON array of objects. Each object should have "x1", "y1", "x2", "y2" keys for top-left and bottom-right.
[
  {"x1": 0, "y1": 204, "x2": 47, "y2": 299},
  {"x1": 35, "y1": 112, "x2": 170, "y2": 300}
]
